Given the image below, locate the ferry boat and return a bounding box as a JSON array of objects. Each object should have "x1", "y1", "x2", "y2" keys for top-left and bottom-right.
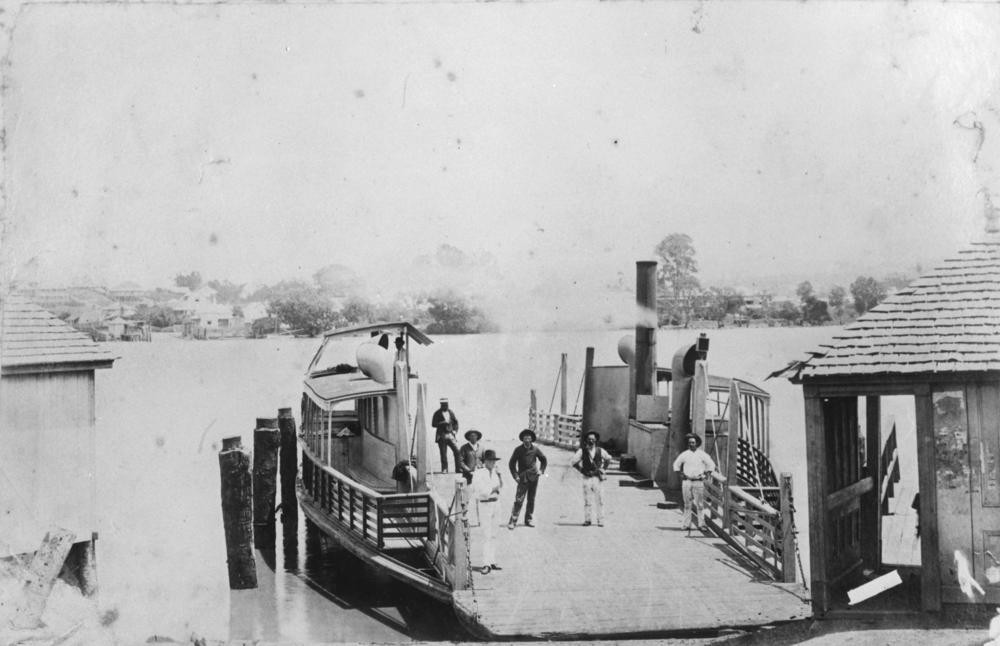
[{"x1": 296, "y1": 322, "x2": 472, "y2": 604}]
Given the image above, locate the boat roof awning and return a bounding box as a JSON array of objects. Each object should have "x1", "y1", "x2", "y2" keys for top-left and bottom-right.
[
  {"x1": 304, "y1": 372, "x2": 395, "y2": 408},
  {"x1": 320, "y1": 322, "x2": 433, "y2": 346}
]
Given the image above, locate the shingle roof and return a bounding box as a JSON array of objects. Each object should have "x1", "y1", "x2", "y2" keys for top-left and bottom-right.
[
  {"x1": 2, "y1": 294, "x2": 116, "y2": 373},
  {"x1": 784, "y1": 234, "x2": 1000, "y2": 381}
]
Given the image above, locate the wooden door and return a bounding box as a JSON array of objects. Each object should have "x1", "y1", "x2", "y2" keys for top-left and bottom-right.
[
  {"x1": 823, "y1": 397, "x2": 865, "y2": 589},
  {"x1": 969, "y1": 383, "x2": 1000, "y2": 602}
]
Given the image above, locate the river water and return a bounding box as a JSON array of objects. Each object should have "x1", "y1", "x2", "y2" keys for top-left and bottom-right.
[{"x1": 93, "y1": 326, "x2": 833, "y2": 643}]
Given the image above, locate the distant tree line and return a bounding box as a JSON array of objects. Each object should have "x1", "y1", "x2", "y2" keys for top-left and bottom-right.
[
  {"x1": 161, "y1": 247, "x2": 497, "y2": 336},
  {"x1": 654, "y1": 233, "x2": 901, "y2": 327}
]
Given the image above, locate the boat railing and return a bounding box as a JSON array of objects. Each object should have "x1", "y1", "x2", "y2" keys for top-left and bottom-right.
[
  {"x1": 879, "y1": 421, "x2": 901, "y2": 515},
  {"x1": 300, "y1": 446, "x2": 432, "y2": 549},
  {"x1": 528, "y1": 406, "x2": 583, "y2": 449},
  {"x1": 703, "y1": 471, "x2": 797, "y2": 583}
]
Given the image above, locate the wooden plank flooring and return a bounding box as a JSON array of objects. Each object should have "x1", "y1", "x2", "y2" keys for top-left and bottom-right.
[{"x1": 429, "y1": 446, "x2": 810, "y2": 639}]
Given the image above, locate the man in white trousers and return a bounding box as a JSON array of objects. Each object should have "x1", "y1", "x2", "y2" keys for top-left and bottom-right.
[
  {"x1": 571, "y1": 431, "x2": 610, "y2": 527},
  {"x1": 472, "y1": 449, "x2": 504, "y2": 573}
]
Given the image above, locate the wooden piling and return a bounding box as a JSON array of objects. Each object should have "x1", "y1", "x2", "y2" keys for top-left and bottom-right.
[
  {"x1": 559, "y1": 353, "x2": 568, "y2": 415},
  {"x1": 220, "y1": 436, "x2": 256, "y2": 589},
  {"x1": 254, "y1": 418, "x2": 281, "y2": 548},
  {"x1": 277, "y1": 408, "x2": 298, "y2": 523},
  {"x1": 779, "y1": 473, "x2": 796, "y2": 583},
  {"x1": 11, "y1": 528, "x2": 76, "y2": 629}
]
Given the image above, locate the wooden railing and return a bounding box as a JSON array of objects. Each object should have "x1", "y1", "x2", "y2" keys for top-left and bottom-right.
[
  {"x1": 879, "y1": 422, "x2": 901, "y2": 515},
  {"x1": 301, "y1": 447, "x2": 431, "y2": 549},
  {"x1": 529, "y1": 407, "x2": 583, "y2": 449},
  {"x1": 704, "y1": 471, "x2": 796, "y2": 582}
]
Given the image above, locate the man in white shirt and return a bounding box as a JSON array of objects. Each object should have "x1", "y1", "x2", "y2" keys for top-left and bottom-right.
[
  {"x1": 471, "y1": 449, "x2": 504, "y2": 573},
  {"x1": 672, "y1": 433, "x2": 716, "y2": 531},
  {"x1": 571, "y1": 431, "x2": 610, "y2": 527}
]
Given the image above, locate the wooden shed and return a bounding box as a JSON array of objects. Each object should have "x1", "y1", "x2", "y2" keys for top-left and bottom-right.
[
  {"x1": 779, "y1": 232, "x2": 1000, "y2": 615},
  {"x1": 0, "y1": 294, "x2": 115, "y2": 593}
]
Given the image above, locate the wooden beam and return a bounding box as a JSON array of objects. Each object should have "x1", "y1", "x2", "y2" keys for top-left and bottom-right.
[
  {"x1": 11, "y1": 529, "x2": 76, "y2": 629},
  {"x1": 560, "y1": 353, "x2": 568, "y2": 416},
  {"x1": 826, "y1": 477, "x2": 874, "y2": 512},
  {"x1": 860, "y1": 396, "x2": 882, "y2": 570},
  {"x1": 691, "y1": 360, "x2": 708, "y2": 439},
  {"x1": 915, "y1": 390, "x2": 940, "y2": 611},
  {"x1": 803, "y1": 387, "x2": 829, "y2": 615}
]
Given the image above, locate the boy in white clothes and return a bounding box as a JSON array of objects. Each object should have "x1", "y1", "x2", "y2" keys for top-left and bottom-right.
[
  {"x1": 672, "y1": 433, "x2": 716, "y2": 530},
  {"x1": 471, "y1": 449, "x2": 504, "y2": 573}
]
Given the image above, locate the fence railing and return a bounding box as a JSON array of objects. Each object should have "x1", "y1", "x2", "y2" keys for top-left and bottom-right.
[
  {"x1": 529, "y1": 407, "x2": 583, "y2": 449},
  {"x1": 704, "y1": 471, "x2": 796, "y2": 582},
  {"x1": 879, "y1": 422, "x2": 900, "y2": 515},
  {"x1": 301, "y1": 446, "x2": 431, "y2": 549}
]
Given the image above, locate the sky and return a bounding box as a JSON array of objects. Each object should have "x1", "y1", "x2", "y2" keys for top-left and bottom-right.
[{"x1": 2, "y1": 1, "x2": 1000, "y2": 323}]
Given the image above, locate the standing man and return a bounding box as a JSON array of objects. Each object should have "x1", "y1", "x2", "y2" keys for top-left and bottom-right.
[
  {"x1": 431, "y1": 398, "x2": 461, "y2": 472},
  {"x1": 459, "y1": 429, "x2": 484, "y2": 484},
  {"x1": 672, "y1": 433, "x2": 716, "y2": 531},
  {"x1": 472, "y1": 449, "x2": 504, "y2": 574},
  {"x1": 571, "y1": 431, "x2": 610, "y2": 527},
  {"x1": 507, "y1": 429, "x2": 547, "y2": 529}
]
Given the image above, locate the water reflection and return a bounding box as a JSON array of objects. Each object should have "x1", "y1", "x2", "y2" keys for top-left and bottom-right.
[{"x1": 227, "y1": 504, "x2": 466, "y2": 642}]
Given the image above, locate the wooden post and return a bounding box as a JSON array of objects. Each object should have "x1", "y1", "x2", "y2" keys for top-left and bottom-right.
[
  {"x1": 219, "y1": 436, "x2": 256, "y2": 589},
  {"x1": 582, "y1": 347, "x2": 594, "y2": 437},
  {"x1": 860, "y1": 396, "x2": 881, "y2": 572},
  {"x1": 560, "y1": 353, "x2": 568, "y2": 416},
  {"x1": 452, "y1": 480, "x2": 472, "y2": 590},
  {"x1": 803, "y1": 388, "x2": 828, "y2": 615},
  {"x1": 779, "y1": 473, "x2": 796, "y2": 583},
  {"x1": 415, "y1": 383, "x2": 428, "y2": 489},
  {"x1": 914, "y1": 384, "x2": 941, "y2": 612},
  {"x1": 277, "y1": 408, "x2": 298, "y2": 523},
  {"x1": 724, "y1": 381, "x2": 741, "y2": 531},
  {"x1": 11, "y1": 529, "x2": 76, "y2": 629},
  {"x1": 530, "y1": 389, "x2": 537, "y2": 431},
  {"x1": 254, "y1": 418, "x2": 280, "y2": 548}
]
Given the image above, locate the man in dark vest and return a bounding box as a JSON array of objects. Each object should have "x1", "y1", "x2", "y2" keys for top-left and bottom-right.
[
  {"x1": 431, "y1": 398, "x2": 461, "y2": 472},
  {"x1": 571, "y1": 430, "x2": 610, "y2": 526}
]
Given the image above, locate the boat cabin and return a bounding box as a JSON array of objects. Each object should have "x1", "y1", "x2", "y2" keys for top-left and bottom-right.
[
  {"x1": 300, "y1": 322, "x2": 432, "y2": 491},
  {"x1": 780, "y1": 232, "x2": 1000, "y2": 614}
]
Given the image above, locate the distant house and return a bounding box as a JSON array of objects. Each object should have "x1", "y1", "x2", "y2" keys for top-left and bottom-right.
[
  {"x1": 109, "y1": 281, "x2": 145, "y2": 304},
  {"x1": 0, "y1": 294, "x2": 116, "y2": 595}
]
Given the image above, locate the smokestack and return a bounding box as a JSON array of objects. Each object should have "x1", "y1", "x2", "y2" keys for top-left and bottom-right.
[{"x1": 634, "y1": 261, "x2": 657, "y2": 400}]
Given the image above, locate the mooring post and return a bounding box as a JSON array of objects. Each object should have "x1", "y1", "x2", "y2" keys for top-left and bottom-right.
[
  {"x1": 779, "y1": 472, "x2": 796, "y2": 582},
  {"x1": 254, "y1": 418, "x2": 280, "y2": 548},
  {"x1": 219, "y1": 436, "x2": 256, "y2": 589},
  {"x1": 529, "y1": 389, "x2": 537, "y2": 432},
  {"x1": 277, "y1": 408, "x2": 298, "y2": 523},
  {"x1": 559, "y1": 353, "x2": 568, "y2": 416}
]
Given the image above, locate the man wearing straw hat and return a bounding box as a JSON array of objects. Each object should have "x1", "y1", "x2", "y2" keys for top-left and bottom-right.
[
  {"x1": 472, "y1": 449, "x2": 504, "y2": 574},
  {"x1": 431, "y1": 398, "x2": 461, "y2": 472},
  {"x1": 672, "y1": 433, "x2": 716, "y2": 531}
]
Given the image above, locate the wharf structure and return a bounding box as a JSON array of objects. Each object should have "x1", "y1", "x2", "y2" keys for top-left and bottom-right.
[
  {"x1": 777, "y1": 225, "x2": 1000, "y2": 615},
  {"x1": 0, "y1": 295, "x2": 116, "y2": 593}
]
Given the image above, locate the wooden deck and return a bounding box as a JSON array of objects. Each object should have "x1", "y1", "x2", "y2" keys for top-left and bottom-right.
[{"x1": 429, "y1": 446, "x2": 811, "y2": 639}]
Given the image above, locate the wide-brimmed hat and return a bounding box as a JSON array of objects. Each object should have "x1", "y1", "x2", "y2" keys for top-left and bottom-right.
[
  {"x1": 518, "y1": 429, "x2": 536, "y2": 442},
  {"x1": 685, "y1": 433, "x2": 702, "y2": 448},
  {"x1": 583, "y1": 431, "x2": 600, "y2": 442},
  {"x1": 483, "y1": 449, "x2": 499, "y2": 461},
  {"x1": 464, "y1": 429, "x2": 482, "y2": 442}
]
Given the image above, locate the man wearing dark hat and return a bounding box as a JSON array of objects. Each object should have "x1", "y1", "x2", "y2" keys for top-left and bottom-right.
[
  {"x1": 571, "y1": 430, "x2": 610, "y2": 526},
  {"x1": 431, "y1": 398, "x2": 461, "y2": 472},
  {"x1": 507, "y1": 428, "x2": 547, "y2": 530},
  {"x1": 672, "y1": 433, "x2": 716, "y2": 531},
  {"x1": 471, "y1": 449, "x2": 504, "y2": 573},
  {"x1": 459, "y1": 429, "x2": 484, "y2": 485}
]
